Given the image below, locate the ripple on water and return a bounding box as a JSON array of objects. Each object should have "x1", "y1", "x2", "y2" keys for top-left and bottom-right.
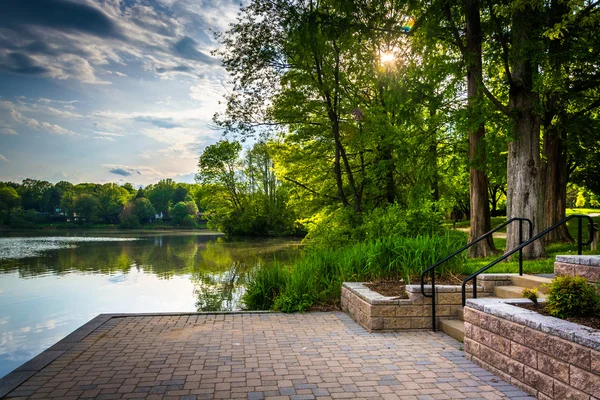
[{"x1": 0, "y1": 237, "x2": 140, "y2": 260}]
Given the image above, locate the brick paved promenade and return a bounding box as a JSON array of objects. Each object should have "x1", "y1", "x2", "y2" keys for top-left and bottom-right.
[{"x1": 2, "y1": 312, "x2": 532, "y2": 399}]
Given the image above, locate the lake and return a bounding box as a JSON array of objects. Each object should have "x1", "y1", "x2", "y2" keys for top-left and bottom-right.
[{"x1": 0, "y1": 230, "x2": 301, "y2": 379}]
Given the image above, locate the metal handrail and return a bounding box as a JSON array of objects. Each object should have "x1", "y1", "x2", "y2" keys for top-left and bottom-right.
[
  {"x1": 420, "y1": 217, "x2": 533, "y2": 331},
  {"x1": 461, "y1": 214, "x2": 596, "y2": 306}
]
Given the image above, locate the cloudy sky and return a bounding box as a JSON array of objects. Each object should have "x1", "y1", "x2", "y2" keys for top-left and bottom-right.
[{"x1": 0, "y1": 0, "x2": 241, "y2": 185}]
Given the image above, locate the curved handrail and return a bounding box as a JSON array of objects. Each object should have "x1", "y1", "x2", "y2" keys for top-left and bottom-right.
[
  {"x1": 461, "y1": 214, "x2": 595, "y2": 306},
  {"x1": 420, "y1": 217, "x2": 533, "y2": 331}
]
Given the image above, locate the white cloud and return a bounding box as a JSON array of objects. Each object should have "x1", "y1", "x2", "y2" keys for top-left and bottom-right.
[
  {"x1": 0, "y1": 154, "x2": 9, "y2": 162},
  {"x1": 2, "y1": 101, "x2": 78, "y2": 135}
]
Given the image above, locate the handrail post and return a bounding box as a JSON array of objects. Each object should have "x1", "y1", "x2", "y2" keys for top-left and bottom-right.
[
  {"x1": 519, "y1": 219, "x2": 523, "y2": 276},
  {"x1": 431, "y1": 269, "x2": 436, "y2": 332},
  {"x1": 472, "y1": 275, "x2": 477, "y2": 299},
  {"x1": 578, "y1": 217, "x2": 583, "y2": 255}
]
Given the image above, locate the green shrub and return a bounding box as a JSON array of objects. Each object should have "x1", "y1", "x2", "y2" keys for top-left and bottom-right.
[
  {"x1": 545, "y1": 275, "x2": 600, "y2": 318},
  {"x1": 243, "y1": 231, "x2": 468, "y2": 312},
  {"x1": 522, "y1": 287, "x2": 539, "y2": 306},
  {"x1": 273, "y1": 293, "x2": 313, "y2": 312},
  {"x1": 242, "y1": 263, "x2": 289, "y2": 310}
]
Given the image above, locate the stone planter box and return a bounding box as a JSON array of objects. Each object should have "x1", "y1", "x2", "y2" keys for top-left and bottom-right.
[
  {"x1": 464, "y1": 298, "x2": 600, "y2": 399},
  {"x1": 555, "y1": 255, "x2": 600, "y2": 284},
  {"x1": 341, "y1": 274, "x2": 511, "y2": 332}
]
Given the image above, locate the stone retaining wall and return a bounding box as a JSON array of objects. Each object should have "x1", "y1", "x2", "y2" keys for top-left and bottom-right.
[
  {"x1": 555, "y1": 255, "x2": 600, "y2": 284},
  {"x1": 341, "y1": 274, "x2": 511, "y2": 332},
  {"x1": 464, "y1": 298, "x2": 600, "y2": 399}
]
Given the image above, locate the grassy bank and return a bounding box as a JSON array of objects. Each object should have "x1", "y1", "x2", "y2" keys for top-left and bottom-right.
[
  {"x1": 243, "y1": 213, "x2": 600, "y2": 312},
  {"x1": 243, "y1": 231, "x2": 468, "y2": 312}
]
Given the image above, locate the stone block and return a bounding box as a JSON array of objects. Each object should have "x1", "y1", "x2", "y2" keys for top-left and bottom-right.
[
  {"x1": 511, "y1": 342, "x2": 537, "y2": 369},
  {"x1": 479, "y1": 344, "x2": 523, "y2": 380},
  {"x1": 479, "y1": 313, "x2": 500, "y2": 333},
  {"x1": 570, "y1": 365, "x2": 600, "y2": 397},
  {"x1": 383, "y1": 317, "x2": 410, "y2": 330},
  {"x1": 370, "y1": 306, "x2": 396, "y2": 318},
  {"x1": 553, "y1": 379, "x2": 590, "y2": 400},
  {"x1": 524, "y1": 327, "x2": 551, "y2": 355},
  {"x1": 435, "y1": 305, "x2": 452, "y2": 317},
  {"x1": 396, "y1": 306, "x2": 424, "y2": 317},
  {"x1": 472, "y1": 325, "x2": 510, "y2": 356},
  {"x1": 555, "y1": 262, "x2": 576, "y2": 277},
  {"x1": 577, "y1": 265, "x2": 600, "y2": 283},
  {"x1": 464, "y1": 321, "x2": 473, "y2": 337},
  {"x1": 523, "y1": 366, "x2": 553, "y2": 397},
  {"x1": 437, "y1": 293, "x2": 463, "y2": 305},
  {"x1": 410, "y1": 317, "x2": 431, "y2": 329},
  {"x1": 463, "y1": 307, "x2": 483, "y2": 326},
  {"x1": 551, "y1": 336, "x2": 591, "y2": 371},
  {"x1": 538, "y1": 353, "x2": 569, "y2": 384},
  {"x1": 408, "y1": 292, "x2": 431, "y2": 305},
  {"x1": 498, "y1": 318, "x2": 525, "y2": 344},
  {"x1": 464, "y1": 338, "x2": 479, "y2": 358},
  {"x1": 592, "y1": 350, "x2": 600, "y2": 375},
  {"x1": 368, "y1": 317, "x2": 384, "y2": 331},
  {"x1": 555, "y1": 255, "x2": 600, "y2": 267}
]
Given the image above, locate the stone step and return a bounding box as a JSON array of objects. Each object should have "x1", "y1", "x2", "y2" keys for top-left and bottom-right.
[
  {"x1": 439, "y1": 319, "x2": 464, "y2": 342},
  {"x1": 510, "y1": 274, "x2": 552, "y2": 294},
  {"x1": 494, "y1": 285, "x2": 547, "y2": 299}
]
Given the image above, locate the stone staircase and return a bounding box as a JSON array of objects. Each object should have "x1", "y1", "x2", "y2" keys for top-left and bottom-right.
[{"x1": 439, "y1": 274, "x2": 552, "y2": 342}]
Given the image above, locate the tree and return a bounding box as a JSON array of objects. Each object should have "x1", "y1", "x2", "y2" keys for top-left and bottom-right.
[
  {"x1": 146, "y1": 179, "x2": 176, "y2": 217},
  {"x1": 197, "y1": 140, "x2": 245, "y2": 211},
  {"x1": 97, "y1": 183, "x2": 129, "y2": 223},
  {"x1": 120, "y1": 198, "x2": 156, "y2": 227},
  {"x1": 0, "y1": 186, "x2": 21, "y2": 224},
  {"x1": 73, "y1": 194, "x2": 100, "y2": 223},
  {"x1": 171, "y1": 201, "x2": 199, "y2": 226}
]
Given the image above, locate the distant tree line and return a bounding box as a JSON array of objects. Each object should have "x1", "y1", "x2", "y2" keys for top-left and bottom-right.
[{"x1": 0, "y1": 179, "x2": 202, "y2": 229}]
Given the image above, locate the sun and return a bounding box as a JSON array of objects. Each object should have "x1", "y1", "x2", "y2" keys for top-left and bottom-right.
[{"x1": 380, "y1": 50, "x2": 396, "y2": 65}]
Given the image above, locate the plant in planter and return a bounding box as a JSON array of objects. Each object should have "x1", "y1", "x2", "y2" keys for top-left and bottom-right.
[
  {"x1": 545, "y1": 275, "x2": 600, "y2": 319},
  {"x1": 522, "y1": 287, "x2": 539, "y2": 306}
]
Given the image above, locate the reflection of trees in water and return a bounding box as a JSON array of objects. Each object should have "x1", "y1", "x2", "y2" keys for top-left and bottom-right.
[
  {"x1": 193, "y1": 261, "x2": 246, "y2": 311},
  {"x1": 0, "y1": 235, "x2": 301, "y2": 310}
]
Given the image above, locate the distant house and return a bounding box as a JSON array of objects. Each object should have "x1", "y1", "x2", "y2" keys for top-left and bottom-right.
[{"x1": 154, "y1": 212, "x2": 164, "y2": 220}]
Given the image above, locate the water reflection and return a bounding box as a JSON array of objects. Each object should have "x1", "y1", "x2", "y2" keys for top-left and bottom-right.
[{"x1": 0, "y1": 232, "x2": 300, "y2": 378}]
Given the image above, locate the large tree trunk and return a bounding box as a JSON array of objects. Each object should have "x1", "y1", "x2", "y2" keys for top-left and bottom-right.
[
  {"x1": 464, "y1": 0, "x2": 496, "y2": 257},
  {"x1": 541, "y1": 0, "x2": 572, "y2": 244},
  {"x1": 542, "y1": 127, "x2": 572, "y2": 243},
  {"x1": 505, "y1": 4, "x2": 546, "y2": 259}
]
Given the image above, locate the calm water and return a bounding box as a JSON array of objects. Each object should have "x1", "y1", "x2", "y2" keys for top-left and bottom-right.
[{"x1": 0, "y1": 230, "x2": 301, "y2": 378}]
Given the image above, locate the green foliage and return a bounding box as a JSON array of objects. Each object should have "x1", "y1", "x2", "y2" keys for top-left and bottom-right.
[
  {"x1": 522, "y1": 287, "x2": 539, "y2": 306},
  {"x1": 243, "y1": 231, "x2": 467, "y2": 311},
  {"x1": 304, "y1": 203, "x2": 444, "y2": 248},
  {"x1": 73, "y1": 194, "x2": 100, "y2": 223},
  {"x1": 545, "y1": 275, "x2": 600, "y2": 319},
  {"x1": 171, "y1": 201, "x2": 199, "y2": 226},
  {"x1": 197, "y1": 140, "x2": 299, "y2": 236},
  {"x1": 9, "y1": 209, "x2": 38, "y2": 228},
  {"x1": 242, "y1": 263, "x2": 289, "y2": 310},
  {"x1": 120, "y1": 198, "x2": 157, "y2": 228}
]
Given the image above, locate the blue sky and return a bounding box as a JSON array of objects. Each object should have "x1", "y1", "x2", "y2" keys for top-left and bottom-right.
[{"x1": 0, "y1": 0, "x2": 240, "y2": 185}]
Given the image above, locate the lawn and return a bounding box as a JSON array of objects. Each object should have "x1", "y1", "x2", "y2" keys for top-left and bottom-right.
[{"x1": 459, "y1": 213, "x2": 600, "y2": 276}]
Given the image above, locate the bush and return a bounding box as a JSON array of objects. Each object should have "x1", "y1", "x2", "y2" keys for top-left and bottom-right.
[
  {"x1": 545, "y1": 275, "x2": 600, "y2": 318},
  {"x1": 303, "y1": 203, "x2": 444, "y2": 248},
  {"x1": 243, "y1": 231, "x2": 467, "y2": 312},
  {"x1": 242, "y1": 263, "x2": 289, "y2": 310}
]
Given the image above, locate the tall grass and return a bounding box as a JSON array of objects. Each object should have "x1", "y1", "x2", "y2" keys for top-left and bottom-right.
[{"x1": 243, "y1": 230, "x2": 468, "y2": 311}]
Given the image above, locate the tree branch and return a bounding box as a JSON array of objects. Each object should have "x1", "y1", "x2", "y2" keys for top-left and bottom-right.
[
  {"x1": 283, "y1": 176, "x2": 340, "y2": 201},
  {"x1": 481, "y1": 83, "x2": 511, "y2": 116}
]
